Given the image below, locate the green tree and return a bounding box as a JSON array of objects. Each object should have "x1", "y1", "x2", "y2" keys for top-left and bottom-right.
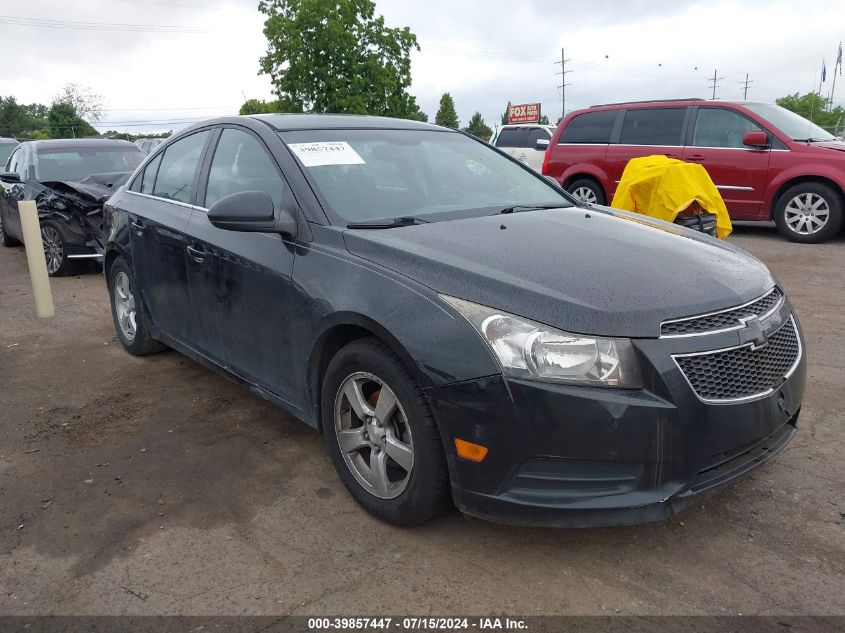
[
  {"x1": 53, "y1": 82, "x2": 104, "y2": 123},
  {"x1": 47, "y1": 101, "x2": 96, "y2": 138},
  {"x1": 776, "y1": 92, "x2": 845, "y2": 127},
  {"x1": 0, "y1": 96, "x2": 49, "y2": 138},
  {"x1": 239, "y1": 98, "x2": 283, "y2": 115},
  {"x1": 434, "y1": 93, "x2": 459, "y2": 128},
  {"x1": 463, "y1": 112, "x2": 492, "y2": 139},
  {"x1": 258, "y1": 0, "x2": 422, "y2": 118},
  {"x1": 538, "y1": 114, "x2": 550, "y2": 125}
]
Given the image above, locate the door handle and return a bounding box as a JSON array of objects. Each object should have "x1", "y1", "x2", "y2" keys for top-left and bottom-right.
[
  {"x1": 130, "y1": 219, "x2": 146, "y2": 232},
  {"x1": 686, "y1": 154, "x2": 706, "y2": 162},
  {"x1": 186, "y1": 245, "x2": 205, "y2": 262},
  {"x1": 665, "y1": 153, "x2": 681, "y2": 159}
]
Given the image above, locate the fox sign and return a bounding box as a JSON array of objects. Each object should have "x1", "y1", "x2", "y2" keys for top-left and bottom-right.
[{"x1": 507, "y1": 103, "x2": 541, "y2": 124}]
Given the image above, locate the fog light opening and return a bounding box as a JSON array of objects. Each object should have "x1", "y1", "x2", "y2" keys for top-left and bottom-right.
[{"x1": 454, "y1": 438, "x2": 488, "y2": 462}]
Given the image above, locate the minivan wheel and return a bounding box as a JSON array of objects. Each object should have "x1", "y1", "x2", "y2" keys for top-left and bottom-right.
[
  {"x1": 566, "y1": 178, "x2": 606, "y2": 206},
  {"x1": 107, "y1": 257, "x2": 166, "y2": 356},
  {"x1": 775, "y1": 182, "x2": 843, "y2": 244},
  {"x1": 321, "y1": 337, "x2": 450, "y2": 526}
]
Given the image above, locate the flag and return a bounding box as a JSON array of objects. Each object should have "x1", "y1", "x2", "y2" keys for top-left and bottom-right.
[
  {"x1": 822, "y1": 60, "x2": 827, "y2": 83},
  {"x1": 838, "y1": 42, "x2": 843, "y2": 76}
]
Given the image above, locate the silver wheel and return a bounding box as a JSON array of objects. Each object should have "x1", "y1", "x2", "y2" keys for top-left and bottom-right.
[
  {"x1": 784, "y1": 193, "x2": 830, "y2": 236},
  {"x1": 333, "y1": 371, "x2": 414, "y2": 500},
  {"x1": 573, "y1": 186, "x2": 598, "y2": 204},
  {"x1": 41, "y1": 225, "x2": 64, "y2": 274},
  {"x1": 113, "y1": 271, "x2": 137, "y2": 341}
]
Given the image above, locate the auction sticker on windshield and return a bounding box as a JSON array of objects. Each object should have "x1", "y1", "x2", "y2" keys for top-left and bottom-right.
[{"x1": 288, "y1": 141, "x2": 366, "y2": 167}]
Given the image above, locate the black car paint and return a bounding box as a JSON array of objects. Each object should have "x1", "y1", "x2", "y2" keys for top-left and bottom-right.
[
  {"x1": 105, "y1": 114, "x2": 806, "y2": 526},
  {"x1": 0, "y1": 141, "x2": 139, "y2": 259}
]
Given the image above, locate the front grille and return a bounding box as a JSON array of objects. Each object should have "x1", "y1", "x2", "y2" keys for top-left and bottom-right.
[
  {"x1": 674, "y1": 317, "x2": 801, "y2": 402},
  {"x1": 661, "y1": 288, "x2": 783, "y2": 337}
]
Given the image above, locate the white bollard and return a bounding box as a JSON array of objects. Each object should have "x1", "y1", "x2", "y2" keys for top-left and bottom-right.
[{"x1": 18, "y1": 199, "x2": 55, "y2": 318}]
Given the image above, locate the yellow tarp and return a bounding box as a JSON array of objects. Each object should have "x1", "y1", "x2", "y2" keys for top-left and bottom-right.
[{"x1": 610, "y1": 155, "x2": 732, "y2": 239}]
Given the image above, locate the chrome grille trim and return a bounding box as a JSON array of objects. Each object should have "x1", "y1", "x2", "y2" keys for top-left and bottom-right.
[
  {"x1": 660, "y1": 287, "x2": 784, "y2": 338},
  {"x1": 672, "y1": 316, "x2": 802, "y2": 404}
]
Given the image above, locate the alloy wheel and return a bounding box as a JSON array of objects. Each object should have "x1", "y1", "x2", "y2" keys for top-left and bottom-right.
[
  {"x1": 784, "y1": 193, "x2": 830, "y2": 236},
  {"x1": 573, "y1": 186, "x2": 598, "y2": 204},
  {"x1": 333, "y1": 371, "x2": 414, "y2": 499},
  {"x1": 113, "y1": 271, "x2": 137, "y2": 341},
  {"x1": 41, "y1": 225, "x2": 63, "y2": 274}
]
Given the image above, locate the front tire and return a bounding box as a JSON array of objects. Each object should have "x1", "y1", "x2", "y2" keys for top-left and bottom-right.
[
  {"x1": 566, "y1": 178, "x2": 606, "y2": 206},
  {"x1": 774, "y1": 182, "x2": 843, "y2": 244},
  {"x1": 107, "y1": 257, "x2": 166, "y2": 356},
  {"x1": 41, "y1": 221, "x2": 73, "y2": 276},
  {"x1": 321, "y1": 337, "x2": 450, "y2": 526}
]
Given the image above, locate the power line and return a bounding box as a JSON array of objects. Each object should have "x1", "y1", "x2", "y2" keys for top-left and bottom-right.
[{"x1": 0, "y1": 15, "x2": 204, "y2": 33}]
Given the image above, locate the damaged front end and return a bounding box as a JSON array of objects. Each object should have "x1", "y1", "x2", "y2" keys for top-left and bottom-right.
[{"x1": 35, "y1": 172, "x2": 131, "y2": 261}]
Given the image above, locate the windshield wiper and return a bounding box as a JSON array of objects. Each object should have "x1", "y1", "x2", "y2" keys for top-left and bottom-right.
[
  {"x1": 346, "y1": 216, "x2": 429, "y2": 229},
  {"x1": 793, "y1": 137, "x2": 826, "y2": 143},
  {"x1": 499, "y1": 203, "x2": 570, "y2": 214}
]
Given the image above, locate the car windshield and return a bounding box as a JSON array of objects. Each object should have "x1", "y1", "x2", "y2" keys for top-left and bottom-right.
[
  {"x1": 744, "y1": 104, "x2": 836, "y2": 142},
  {"x1": 280, "y1": 128, "x2": 571, "y2": 224},
  {"x1": 0, "y1": 142, "x2": 17, "y2": 166},
  {"x1": 36, "y1": 146, "x2": 145, "y2": 181}
]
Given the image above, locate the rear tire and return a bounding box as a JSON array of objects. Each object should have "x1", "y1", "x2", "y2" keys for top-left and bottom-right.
[
  {"x1": 774, "y1": 182, "x2": 843, "y2": 244},
  {"x1": 321, "y1": 337, "x2": 450, "y2": 526},
  {"x1": 107, "y1": 257, "x2": 166, "y2": 356},
  {"x1": 566, "y1": 177, "x2": 606, "y2": 206}
]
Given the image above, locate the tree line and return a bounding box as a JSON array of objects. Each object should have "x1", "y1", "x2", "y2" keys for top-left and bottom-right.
[{"x1": 0, "y1": 83, "x2": 105, "y2": 140}]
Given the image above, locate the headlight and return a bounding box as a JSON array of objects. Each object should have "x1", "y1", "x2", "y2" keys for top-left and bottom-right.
[{"x1": 441, "y1": 295, "x2": 642, "y2": 388}]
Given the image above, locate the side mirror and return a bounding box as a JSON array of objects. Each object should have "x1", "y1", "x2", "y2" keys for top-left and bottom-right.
[
  {"x1": 535, "y1": 138, "x2": 550, "y2": 151},
  {"x1": 207, "y1": 190, "x2": 297, "y2": 235},
  {"x1": 0, "y1": 172, "x2": 21, "y2": 183},
  {"x1": 742, "y1": 131, "x2": 769, "y2": 148}
]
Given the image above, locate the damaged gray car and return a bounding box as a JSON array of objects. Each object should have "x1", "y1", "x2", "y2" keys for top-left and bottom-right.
[{"x1": 0, "y1": 139, "x2": 144, "y2": 276}]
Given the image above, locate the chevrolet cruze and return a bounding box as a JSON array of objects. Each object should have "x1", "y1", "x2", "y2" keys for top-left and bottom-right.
[{"x1": 104, "y1": 114, "x2": 806, "y2": 526}]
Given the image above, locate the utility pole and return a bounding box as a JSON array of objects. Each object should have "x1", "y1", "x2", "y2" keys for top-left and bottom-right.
[
  {"x1": 708, "y1": 69, "x2": 724, "y2": 100},
  {"x1": 741, "y1": 73, "x2": 753, "y2": 100},
  {"x1": 554, "y1": 47, "x2": 572, "y2": 120}
]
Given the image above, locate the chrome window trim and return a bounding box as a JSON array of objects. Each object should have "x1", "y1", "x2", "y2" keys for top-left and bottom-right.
[
  {"x1": 660, "y1": 287, "x2": 783, "y2": 339},
  {"x1": 125, "y1": 189, "x2": 208, "y2": 212},
  {"x1": 671, "y1": 316, "x2": 801, "y2": 405}
]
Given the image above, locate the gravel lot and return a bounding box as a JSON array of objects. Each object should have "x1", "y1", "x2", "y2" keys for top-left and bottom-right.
[{"x1": 1, "y1": 224, "x2": 843, "y2": 616}]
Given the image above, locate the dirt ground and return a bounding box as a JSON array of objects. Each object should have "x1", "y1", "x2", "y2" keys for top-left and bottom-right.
[{"x1": 0, "y1": 224, "x2": 843, "y2": 616}]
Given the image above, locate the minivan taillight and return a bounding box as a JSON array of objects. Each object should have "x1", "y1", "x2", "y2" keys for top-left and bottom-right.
[{"x1": 541, "y1": 145, "x2": 551, "y2": 175}]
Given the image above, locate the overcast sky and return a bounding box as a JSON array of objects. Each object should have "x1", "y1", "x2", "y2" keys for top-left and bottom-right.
[{"x1": 3, "y1": 0, "x2": 844, "y2": 133}]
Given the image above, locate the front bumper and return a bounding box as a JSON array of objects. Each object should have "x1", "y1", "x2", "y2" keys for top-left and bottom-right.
[{"x1": 424, "y1": 308, "x2": 807, "y2": 528}]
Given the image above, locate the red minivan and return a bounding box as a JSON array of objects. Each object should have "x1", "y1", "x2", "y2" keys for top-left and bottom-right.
[{"x1": 542, "y1": 98, "x2": 845, "y2": 243}]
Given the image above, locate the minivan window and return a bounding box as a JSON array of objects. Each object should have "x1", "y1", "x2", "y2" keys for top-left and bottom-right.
[
  {"x1": 743, "y1": 103, "x2": 835, "y2": 142},
  {"x1": 152, "y1": 130, "x2": 210, "y2": 204},
  {"x1": 560, "y1": 110, "x2": 617, "y2": 144},
  {"x1": 281, "y1": 128, "x2": 571, "y2": 224},
  {"x1": 205, "y1": 129, "x2": 284, "y2": 210},
  {"x1": 693, "y1": 108, "x2": 763, "y2": 148},
  {"x1": 619, "y1": 108, "x2": 686, "y2": 146},
  {"x1": 495, "y1": 128, "x2": 526, "y2": 148}
]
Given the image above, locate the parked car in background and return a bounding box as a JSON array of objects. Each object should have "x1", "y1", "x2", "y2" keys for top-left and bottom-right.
[
  {"x1": 135, "y1": 138, "x2": 163, "y2": 154},
  {"x1": 0, "y1": 139, "x2": 144, "y2": 275},
  {"x1": 543, "y1": 99, "x2": 845, "y2": 243},
  {"x1": 491, "y1": 123, "x2": 557, "y2": 171},
  {"x1": 0, "y1": 137, "x2": 18, "y2": 167},
  {"x1": 104, "y1": 114, "x2": 804, "y2": 528}
]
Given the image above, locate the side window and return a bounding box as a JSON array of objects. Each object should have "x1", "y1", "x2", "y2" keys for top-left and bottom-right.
[
  {"x1": 560, "y1": 111, "x2": 617, "y2": 144},
  {"x1": 204, "y1": 129, "x2": 284, "y2": 210},
  {"x1": 619, "y1": 108, "x2": 686, "y2": 146},
  {"x1": 526, "y1": 128, "x2": 550, "y2": 147},
  {"x1": 140, "y1": 153, "x2": 163, "y2": 194},
  {"x1": 152, "y1": 130, "x2": 210, "y2": 204},
  {"x1": 495, "y1": 128, "x2": 526, "y2": 148},
  {"x1": 693, "y1": 108, "x2": 763, "y2": 148},
  {"x1": 7, "y1": 148, "x2": 20, "y2": 174}
]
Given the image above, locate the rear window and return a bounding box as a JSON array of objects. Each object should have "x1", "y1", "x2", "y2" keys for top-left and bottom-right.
[
  {"x1": 560, "y1": 111, "x2": 617, "y2": 144},
  {"x1": 36, "y1": 146, "x2": 144, "y2": 181},
  {"x1": 495, "y1": 128, "x2": 526, "y2": 148},
  {"x1": 619, "y1": 108, "x2": 686, "y2": 146}
]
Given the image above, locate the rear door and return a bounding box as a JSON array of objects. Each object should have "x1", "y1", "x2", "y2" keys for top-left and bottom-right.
[
  {"x1": 0, "y1": 146, "x2": 26, "y2": 240},
  {"x1": 604, "y1": 107, "x2": 690, "y2": 199},
  {"x1": 127, "y1": 130, "x2": 212, "y2": 345},
  {"x1": 682, "y1": 106, "x2": 771, "y2": 219}
]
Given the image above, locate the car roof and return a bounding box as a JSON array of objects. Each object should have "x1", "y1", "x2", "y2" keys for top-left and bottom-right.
[
  {"x1": 584, "y1": 99, "x2": 770, "y2": 111},
  {"x1": 19, "y1": 138, "x2": 141, "y2": 150},
  {"x1": 174, "y1": 114, "x2": 446, "y2": 136},
  {"x1": 0, "y1": 137, "x2": 18, "y2": 144}
]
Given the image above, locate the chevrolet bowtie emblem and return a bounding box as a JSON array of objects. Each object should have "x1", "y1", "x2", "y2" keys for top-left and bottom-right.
[{"x1": 739, "y1": 315, "x2": 768, "y2": 350}]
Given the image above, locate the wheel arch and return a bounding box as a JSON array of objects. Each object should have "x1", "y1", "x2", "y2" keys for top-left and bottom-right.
[
  {"x1": 103, "y1": 245, "x2": 130, "y2": 282},
  {"x1": 562, "y1": 172, "x2": 609, "y2": 201},
  {"x1": 769, "y1": 175, "x2": 845, "y2": 220},
  {"x1": 306, "y1": 313, "x2": 433, "y2": 434}
]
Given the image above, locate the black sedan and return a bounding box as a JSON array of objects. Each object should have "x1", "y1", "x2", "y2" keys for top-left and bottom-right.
[
  {"x1": 103, "y1": 114, "x2": 806, "y2": 527},
  {"x1": 0, "y1": 139, "x2": 144, "y2": 275}
]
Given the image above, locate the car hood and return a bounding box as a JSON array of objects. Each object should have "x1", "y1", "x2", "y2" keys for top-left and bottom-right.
[
  {"x1": 343, "y1": 207, "x2": 775, "y2": 338},
  {"x1": 808, "y1": 140, "x2": 845, "y2": 152}
]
